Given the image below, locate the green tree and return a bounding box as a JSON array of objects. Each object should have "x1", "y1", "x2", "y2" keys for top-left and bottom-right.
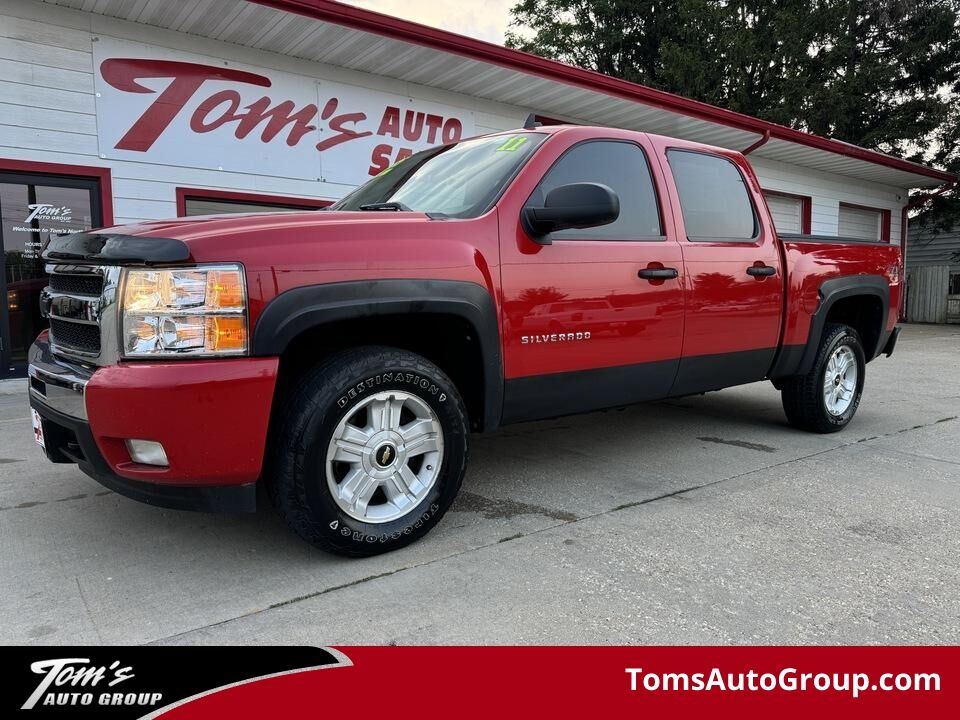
[{"x1": 506, "y1": 0, "x2": 960, "y2": 228}]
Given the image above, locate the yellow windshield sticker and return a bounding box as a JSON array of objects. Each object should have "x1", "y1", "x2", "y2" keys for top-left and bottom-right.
[
  {"x1": 497, "y1": 136, "x2": 528, "y2": 152},
  {"x1": 376, "y1": 155, "x2": 409, "y2": 177}
]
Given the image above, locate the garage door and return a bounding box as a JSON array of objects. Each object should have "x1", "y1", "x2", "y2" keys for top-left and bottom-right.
[
  {"x1": 839, "y1": 203, "x2": 882, "y2": 240},
  {"x1": 763, "y1": 192, "x2": 804, "y2": 233}
]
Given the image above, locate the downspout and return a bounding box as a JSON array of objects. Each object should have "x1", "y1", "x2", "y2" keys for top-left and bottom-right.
[
  {"x1": 741, "y1": 129, "x2": 771, "y2": 156},
  {"x1": 899, "y1": 181, "x2": 956, "y2": 320}
]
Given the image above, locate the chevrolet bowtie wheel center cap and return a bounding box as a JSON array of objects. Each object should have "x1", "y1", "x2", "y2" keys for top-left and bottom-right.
[{"x1": 375, "y1": 443, "x2": 397, "y2": 468}]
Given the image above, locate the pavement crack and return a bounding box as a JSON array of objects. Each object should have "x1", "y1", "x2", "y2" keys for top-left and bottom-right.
[
  {"x1": 871, "y1": 446, "x2": 960, "y2": 468},
  {"x1": 75, "y1": 577, "x2": 104, "y2": 644},
  {"x1": 268, "y1": 570, "x2": 401, "y2": 610},
  {"x1": 848, "y1": 415, "x2": 958, "y2": 446},
  {"x1": 697, "y1": 436, "x2": 777, "y2": 453},
  {"x1": 0, "y1": 500, "x2": 46, "y2": 511},
  {"x1": 147, "y1": 563, "x2": 430, "y2": 645}
]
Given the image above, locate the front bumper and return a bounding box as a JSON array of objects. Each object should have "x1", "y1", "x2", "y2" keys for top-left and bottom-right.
[
  {"x1": 30, "y1": 401, "x2": 258, "y2": 512},
  {"x1": 28, "y1": 333, "x2": 278, "y2": 513}
]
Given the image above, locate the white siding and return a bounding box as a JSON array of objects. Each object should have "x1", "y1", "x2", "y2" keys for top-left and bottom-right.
[
  {"x1": 763, "y1": 192, "x2": 803, "y2": 234},
  {"x1": 750, "y1": 156, "x2": 906, "y2": 243}
]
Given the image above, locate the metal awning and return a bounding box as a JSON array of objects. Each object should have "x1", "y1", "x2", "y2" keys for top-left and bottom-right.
[{"x1": 41, "y1": 0, "x2": 955, "y2": 188}]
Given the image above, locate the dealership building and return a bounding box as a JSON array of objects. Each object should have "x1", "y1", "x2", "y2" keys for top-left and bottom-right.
[{"x1": 0, "y1": 0, "x2": 954, "y2": 378}]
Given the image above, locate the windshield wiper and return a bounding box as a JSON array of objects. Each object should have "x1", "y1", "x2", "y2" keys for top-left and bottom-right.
[{"x1": 358, "y1": 202, "x2": 412, "y2": 212}]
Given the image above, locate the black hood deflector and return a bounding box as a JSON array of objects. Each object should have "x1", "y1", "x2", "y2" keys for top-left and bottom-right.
[{"x1": 42, "y1": 232, "x2": 191, "y2": 265}]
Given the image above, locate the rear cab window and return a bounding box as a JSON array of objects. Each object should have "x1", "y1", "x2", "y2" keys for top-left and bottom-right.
[{"x1": 667, "y1": 150, "x2": 759, "y2": 241}]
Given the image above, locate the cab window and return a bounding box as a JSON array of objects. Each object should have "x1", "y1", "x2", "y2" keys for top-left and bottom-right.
[
  {"x1": 667, "y1": 150, "x2": 758, "y2": 241},
  {"x1": 525, "y1": 140, "x2": 663, "y2": 241}
]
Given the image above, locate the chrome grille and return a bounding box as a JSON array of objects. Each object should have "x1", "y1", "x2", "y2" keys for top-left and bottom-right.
[
  {"x1": 49, "y1": 273, "x2": 104, "y2": 297},
  {"x1": 42, "y1": 264, "x2": 118, "y2": 363},
  {"x1": 49, "y1": 319, "x2": 101, "y2": 354}
]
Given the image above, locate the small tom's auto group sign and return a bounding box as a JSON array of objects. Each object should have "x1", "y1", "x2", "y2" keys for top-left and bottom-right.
[{"x1": 92, "y1": 38, "x2": 475, "y2": 186}]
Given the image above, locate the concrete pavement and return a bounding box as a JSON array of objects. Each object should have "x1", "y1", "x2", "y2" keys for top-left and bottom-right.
[{"x1": 1, "y1": 323, "x2": 958, "y2": 644}]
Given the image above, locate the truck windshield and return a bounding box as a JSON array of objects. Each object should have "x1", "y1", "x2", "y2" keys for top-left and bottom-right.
[{"x1": 331, "y1": 133, "x2": 546, "y2": 218}]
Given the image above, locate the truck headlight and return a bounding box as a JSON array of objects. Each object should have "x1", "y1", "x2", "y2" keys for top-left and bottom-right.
[{"x1": 120, "y1": 264, "x2": 248, "y2": 357}]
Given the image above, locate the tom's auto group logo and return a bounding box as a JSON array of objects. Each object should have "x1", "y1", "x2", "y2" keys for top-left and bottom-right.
[
  {"x1": 6, "y1": 647, "x2": 346, "y2": 719},
  {"x1": 21, "y1": 658, "x2": 160, "y2": 710}
]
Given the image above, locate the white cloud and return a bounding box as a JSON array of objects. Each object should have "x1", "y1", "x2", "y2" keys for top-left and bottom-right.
[{"x1": 344, "y1": 0, "x2": 517, "y2": 44}]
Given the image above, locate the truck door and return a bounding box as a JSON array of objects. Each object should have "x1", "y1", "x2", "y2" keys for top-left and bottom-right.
[
  {"x1": 658, "y1": 146, "x2": 783, "y2": 395},
  {"x1": 499, "y1": 135, "x2": 685, "y2": 423}
]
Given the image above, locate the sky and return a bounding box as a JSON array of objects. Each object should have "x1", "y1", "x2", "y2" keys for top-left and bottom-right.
[{"x1": 344, "y1": 0, "x2": 516, "y2": 44}]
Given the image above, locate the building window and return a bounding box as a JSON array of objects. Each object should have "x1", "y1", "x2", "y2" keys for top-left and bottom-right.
[
  {"x1": 762, "y1": 190, "x2": 811, "y2": 234},
  {"x1": 838, "y1": 202, "x2": 891, "y2": 242},
  {"x1": 949, "y1": 272, "x2": 960, "y2": 296},
  {"x1": 0, "y1": 160, "x2": 111, "y2": 379},
  {"x1": 176, "y1": 188, "x2": 332, "y2": 217}
]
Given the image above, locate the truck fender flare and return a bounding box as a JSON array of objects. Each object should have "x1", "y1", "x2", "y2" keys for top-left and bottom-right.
[
  {"x1": 251, "y1": 279, "x2": 503, "y2": 431},
  {"x1": 771, "y1": 274, "x2": 890, "y2": 378}
]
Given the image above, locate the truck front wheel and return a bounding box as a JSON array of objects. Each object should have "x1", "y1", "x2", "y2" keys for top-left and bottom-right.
[
  {"x1": 267, "y1": 346, "x2": 469, "y2": 556},
  {"x1": 780, "y1": 323, "x2": 866, "y2": 433}
]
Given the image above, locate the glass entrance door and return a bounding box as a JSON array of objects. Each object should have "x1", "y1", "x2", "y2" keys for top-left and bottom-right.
[{"x1": 0, "y1": 172, "x2": 102, "y2": 378}]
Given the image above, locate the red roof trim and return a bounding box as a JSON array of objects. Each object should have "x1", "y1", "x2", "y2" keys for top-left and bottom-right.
[{"x1": 249, "y1": 0, "x2": 954, "y2": 185}]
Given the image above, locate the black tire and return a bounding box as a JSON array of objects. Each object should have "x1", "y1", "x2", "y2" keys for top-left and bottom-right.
[
  {"x1": 267, "y1": 346, "x2": 469, "y2": 557},
  {"x1": 781, "y1": 323, "x2": 866, "y2": 433}
]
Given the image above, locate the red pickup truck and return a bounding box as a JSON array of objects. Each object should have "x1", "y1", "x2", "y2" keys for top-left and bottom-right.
[{"x1": 29, "y1": 125, "x2": 902, "y2": 556}]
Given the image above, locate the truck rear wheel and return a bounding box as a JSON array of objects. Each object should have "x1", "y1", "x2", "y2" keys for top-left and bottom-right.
[
  {"x1": 267, "y1": 346, "x2": 469, "y2": 556},
  {"x1": 780, "y1": 323, "x2": 866, "y2": 433}
]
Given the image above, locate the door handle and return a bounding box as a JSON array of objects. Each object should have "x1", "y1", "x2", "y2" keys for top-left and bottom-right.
[
  {"x1": 746, "y1": 264, "x2": 777, "y2": 277},
  {"x1": 638, "y1": 267, "x2": 679, "y2": 280}
]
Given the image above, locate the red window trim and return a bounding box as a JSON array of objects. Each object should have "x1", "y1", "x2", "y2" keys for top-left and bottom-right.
[
  {"x1": 839, "y1": 201, "x2": 891, "y2": 243},
  {"x1": 175, "y1": 187, "x2": 332, "y2": 217},
  {"x1": 761, "y1": 189, "x2": 812, "y2": 234},
  {"x1": 0, "y1": 158, "x2": 114, "y2": 228}
]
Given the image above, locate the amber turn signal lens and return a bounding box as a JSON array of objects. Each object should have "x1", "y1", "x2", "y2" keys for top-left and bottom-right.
[
  {"x1": 206, "y1": 270, "x2": 244, "y2": 309},
  {"x1": 206, "y1": 316, "x2": 247, "y2": 353},
  {"x1": 121, "y1": 265, "x2": 247, "y2": 357}
]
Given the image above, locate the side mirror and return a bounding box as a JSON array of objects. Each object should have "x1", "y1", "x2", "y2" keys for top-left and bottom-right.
[{"x1": 522, "y1": 182, "x2": 620, "y2": 244}]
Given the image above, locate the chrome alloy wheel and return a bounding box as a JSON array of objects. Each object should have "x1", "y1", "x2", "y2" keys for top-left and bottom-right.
[
  {"x1": 326, "y1": 391, "x2": 444, "y2": 523},
  {"x1": 823, "y1": 345, "x2": 858, "y2": 416}
]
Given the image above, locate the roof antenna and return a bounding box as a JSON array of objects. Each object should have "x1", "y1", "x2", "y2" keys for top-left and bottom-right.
[{"x1": 523, "y1": 113, "x2": 542, "y2": 129}]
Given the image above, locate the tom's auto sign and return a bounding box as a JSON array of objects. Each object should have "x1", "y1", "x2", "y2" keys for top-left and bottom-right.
[{"x1": 92, "y1": 38, "x2": 475, "y2": 186}]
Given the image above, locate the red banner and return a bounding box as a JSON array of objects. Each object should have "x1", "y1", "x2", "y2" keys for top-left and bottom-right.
[{"x1": 154, "y1": 646, "x2": 956, "y2": 718}]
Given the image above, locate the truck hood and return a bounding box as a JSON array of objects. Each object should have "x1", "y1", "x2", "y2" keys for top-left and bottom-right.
[
  {"x1": 116, "y1": 209, "x2": 435, "y2": 243},
  {"x1": 42, "y1": 210, "x2": 439, "y2": 265}
]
